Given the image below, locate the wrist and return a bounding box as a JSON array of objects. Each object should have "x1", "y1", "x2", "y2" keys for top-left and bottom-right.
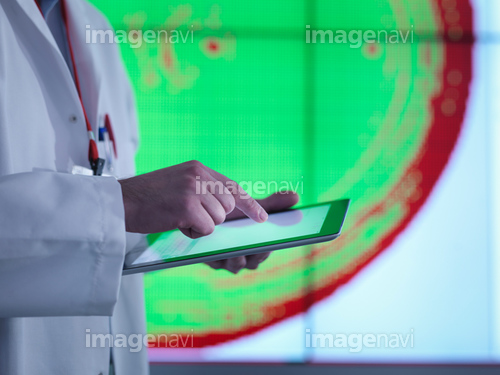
[{"x1": 118, "y1": 178, "x2": 138, "y2": 232}]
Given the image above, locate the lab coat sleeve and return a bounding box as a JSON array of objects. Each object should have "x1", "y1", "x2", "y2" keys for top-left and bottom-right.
[{"x1": 0, "y1": 171, "x2": 126, "y2": 318}]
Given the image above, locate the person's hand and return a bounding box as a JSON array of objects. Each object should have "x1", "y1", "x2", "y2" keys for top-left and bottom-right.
[
  {"x1": 118, "y1": 160, "x2": 268, "y2": 238},
  {"x1": 205, "y1": 191, "x2": 299, "y2": 274}
]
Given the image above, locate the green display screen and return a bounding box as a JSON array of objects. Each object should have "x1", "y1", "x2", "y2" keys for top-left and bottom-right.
[{"x1": 89, "y1": 0, "x2": 472, "y2": 352}]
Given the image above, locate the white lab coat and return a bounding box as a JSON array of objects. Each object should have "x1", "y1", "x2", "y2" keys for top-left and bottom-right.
[{"x1": 0, "y1": 0, "x2": 149, "y2": 374}]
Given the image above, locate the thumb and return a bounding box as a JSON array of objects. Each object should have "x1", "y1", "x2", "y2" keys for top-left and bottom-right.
[{"x1": 258, "y1": 191, "x2": 299, "y2": 213}]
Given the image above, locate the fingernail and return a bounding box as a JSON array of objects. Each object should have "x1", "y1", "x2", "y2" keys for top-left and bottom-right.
[{"x1": 259, "y1": 208, "x2": 268, "y2": 222}]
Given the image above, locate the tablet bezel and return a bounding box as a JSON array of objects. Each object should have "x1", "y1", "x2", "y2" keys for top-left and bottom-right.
[{"x1": 122, "y1": 198, "x2": 350, "y2": 275}]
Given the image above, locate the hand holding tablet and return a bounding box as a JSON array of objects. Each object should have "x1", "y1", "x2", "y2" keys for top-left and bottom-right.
[{"x1": 123, "y1": 199, "x2": 350, "y2": 275}]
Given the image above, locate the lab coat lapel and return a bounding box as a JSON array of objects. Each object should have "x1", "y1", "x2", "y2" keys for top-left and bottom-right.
[
  {"x1": 9, "y1": 0, "x2": 78, "y2": 102},
  {"x1": 10, "y1": 0, "x2": 103, "y2": 133},
  {"x1": 12, "y1": 0, "x2": 62, "y2": 54},
  {"x1": 5, "y1": 0, "x2": 96, "y2": 171}
]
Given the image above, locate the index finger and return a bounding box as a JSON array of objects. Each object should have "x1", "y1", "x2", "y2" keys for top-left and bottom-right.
[{"x1": 203, "y1": 166, "x2": 268, "y2": 223}]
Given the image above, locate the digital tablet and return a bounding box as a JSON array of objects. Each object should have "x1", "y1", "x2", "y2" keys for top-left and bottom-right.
[{"x1": 122, "y1": 199, "x2": 350, "y2": 275}]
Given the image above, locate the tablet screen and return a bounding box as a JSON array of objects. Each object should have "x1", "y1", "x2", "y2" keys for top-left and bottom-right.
[{"x1": 131, "y1": 204, "x2": 331, "y2": 266}]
